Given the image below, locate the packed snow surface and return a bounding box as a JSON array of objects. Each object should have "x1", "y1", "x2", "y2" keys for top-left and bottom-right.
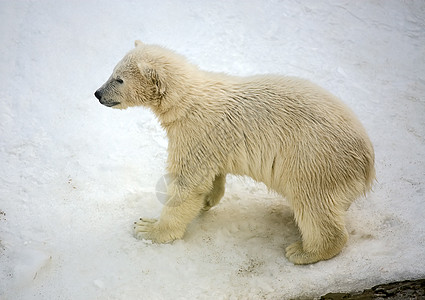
[{"x1": 1, "y1": 0, "x2": 424, "y2": 299}]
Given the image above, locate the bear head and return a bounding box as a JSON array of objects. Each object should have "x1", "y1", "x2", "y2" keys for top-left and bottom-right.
[{"x1": 94, "y1": 40, "x2": 169, "y2": 110}]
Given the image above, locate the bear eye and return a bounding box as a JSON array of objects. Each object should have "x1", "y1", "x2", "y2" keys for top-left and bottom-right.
[{"x1": 116, "y1": 78, "x2": 124, "y2": 84}]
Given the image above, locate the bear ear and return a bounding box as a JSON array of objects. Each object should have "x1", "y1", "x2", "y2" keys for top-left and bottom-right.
[
  {"x1": 138, "y1": 63, "x2": 166, "y2": 96},
  {"x1": 135, "y1": 40, "x2": 143, "y2": 47}
]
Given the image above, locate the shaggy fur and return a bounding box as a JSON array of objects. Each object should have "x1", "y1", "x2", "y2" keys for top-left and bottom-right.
[{"x1": 95, "y1": 41, "x2": 375, "y2": 264}]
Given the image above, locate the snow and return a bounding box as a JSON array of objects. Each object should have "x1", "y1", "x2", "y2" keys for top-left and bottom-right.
[{"x1": 0, "y1": 0, "x2": 424, "y2": 299}]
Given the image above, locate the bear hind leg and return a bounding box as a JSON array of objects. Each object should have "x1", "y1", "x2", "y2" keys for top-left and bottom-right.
[
  {"x1": 286, "y1": 197, "x2": 348, "y2": 264},
  {"x1": 202, "y1": 174, "x2": 226, "y2": 211}
]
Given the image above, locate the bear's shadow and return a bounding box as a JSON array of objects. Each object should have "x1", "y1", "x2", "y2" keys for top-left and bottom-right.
[{"x1": 185, "y1": 193, "x2": 300, "y2": 252}]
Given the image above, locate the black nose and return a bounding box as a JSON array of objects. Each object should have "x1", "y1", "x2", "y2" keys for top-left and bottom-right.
[{"x1": 94, "y1": 90, "x2": 102, "y2": 100}]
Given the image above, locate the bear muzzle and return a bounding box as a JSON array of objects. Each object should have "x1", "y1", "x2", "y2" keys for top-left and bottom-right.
[{"x1": 94, "y1": 89, "x2": 120, "y2": 107}]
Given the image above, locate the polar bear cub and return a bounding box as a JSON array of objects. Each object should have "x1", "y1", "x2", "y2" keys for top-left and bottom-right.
[{"x1": 95, "y1": 41, "x2": 375, "y2": 264}]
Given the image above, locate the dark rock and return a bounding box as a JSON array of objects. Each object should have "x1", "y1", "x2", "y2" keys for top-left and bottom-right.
[{"x1": 320, "y1": 279, "x2": 425, "y2": 299}]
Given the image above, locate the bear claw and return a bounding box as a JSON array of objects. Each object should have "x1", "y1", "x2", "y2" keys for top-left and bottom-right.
[{"x1": 285, "y1": 241, "x2": 322, "y2": 265}]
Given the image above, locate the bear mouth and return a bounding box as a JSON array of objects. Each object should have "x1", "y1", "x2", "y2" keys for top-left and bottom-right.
[{"x1": 101, "y1": 101, "x2": 121, "y2": 107}]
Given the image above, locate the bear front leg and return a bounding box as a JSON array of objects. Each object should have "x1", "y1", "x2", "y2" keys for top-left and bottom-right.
[
  {"x1": 134, "y1": 180, "x2": 209, "y2": 243},
  {"x1": 202, "y1": 174, "x2": 226, "y2": 211}
]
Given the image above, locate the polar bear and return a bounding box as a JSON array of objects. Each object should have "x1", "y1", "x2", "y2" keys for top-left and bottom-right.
[{"x1": 94, "y1": 41, "x2": 375, "y2": 264}]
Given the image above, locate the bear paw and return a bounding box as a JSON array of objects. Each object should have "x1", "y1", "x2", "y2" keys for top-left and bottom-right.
[
  {"x1": 285, "y1": 241, "x2": 323, "y2": 265},
  {"x1": 133, "y1": 218, "x2": 179, "y2": 243}
]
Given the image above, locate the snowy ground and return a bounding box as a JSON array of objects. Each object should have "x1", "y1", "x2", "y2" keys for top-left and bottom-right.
[{"x1": 1, "y1": 0, "x2": 424, "y2": 299}]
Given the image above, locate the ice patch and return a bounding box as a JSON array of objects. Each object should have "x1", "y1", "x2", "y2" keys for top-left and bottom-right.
[{"x1": 11, "y1": 246, "x2": 51, "y2": 288}]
